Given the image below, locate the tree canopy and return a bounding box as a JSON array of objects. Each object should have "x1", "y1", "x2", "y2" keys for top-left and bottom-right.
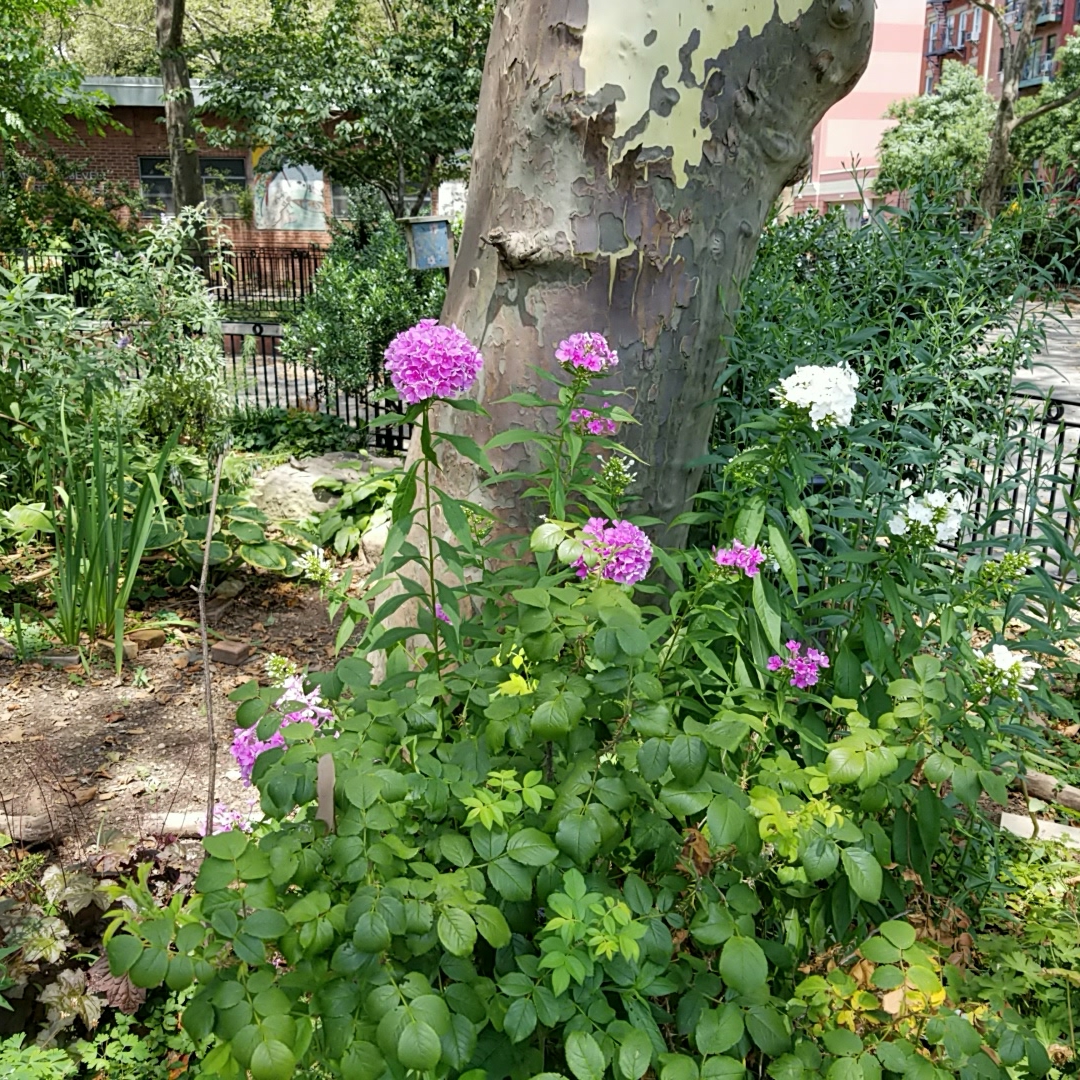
[
  {"x1": 0, "y1": 0, "x2": 112, "y2": 146},
  {"x1": 875, "y1": 61, "x2": 995, "y2": 198},
  {"x1": 1012, "y1": 33, "x2": 1080, "y2": 181},
  {"x1": 198, "y1": 0, "x2": 492, "y2": 216}
]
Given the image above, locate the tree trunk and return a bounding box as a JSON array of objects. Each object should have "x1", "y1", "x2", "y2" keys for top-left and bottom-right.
[
  {"x1": 432, "y1": 0, "x2": 873, "y2": 544},
  {"x1": 156, "y1": 0, "x2": 204, "y2": 215},
  {"x1": 976, "y1": 0, "x2": 1043, "y2": 216}
]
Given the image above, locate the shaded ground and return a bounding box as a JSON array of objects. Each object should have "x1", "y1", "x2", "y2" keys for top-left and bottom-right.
[{"x1": 0, "y1": 575, "x2": 343, "y2": 860}]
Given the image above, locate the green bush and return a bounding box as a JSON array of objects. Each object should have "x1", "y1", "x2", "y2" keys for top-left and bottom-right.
[
  {"x1": 282, "y1": 188, "x2": 445, "y2": 394},
  {"x1": 229, "y1": 406, "x2": 365, "y2": 458},
  {"x1": 104, "y1": 317, "x2": 1079, "y2": 1080}
]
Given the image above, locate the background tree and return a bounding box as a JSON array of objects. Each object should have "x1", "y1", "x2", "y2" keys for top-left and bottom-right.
[
  {"x1": 1011, "y1": 32, "x2": 1080, "y2": 181},
  {"x1": 155, "y1": 0, "x2": 203, "y2": 215},
  {"x1": 0, "y1": 0, "x2": 111, "y2": 150},
  {"x1": 200, "y1": 0, "x2": 491, "y2": 216},
  {"x1": 429, "y1": 0, "x2": 873, "y2": 541},
  {"x1": 875, "y1": 61, "x2": 995, "y2": 199}
]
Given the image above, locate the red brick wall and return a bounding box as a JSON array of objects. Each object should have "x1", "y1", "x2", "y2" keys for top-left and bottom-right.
[{"x1": 44, "y1": 106, "x2": 332, "y2": 250}]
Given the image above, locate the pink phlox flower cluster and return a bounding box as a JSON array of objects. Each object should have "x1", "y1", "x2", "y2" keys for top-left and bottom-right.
[
  {"x1": 569, "y1": 408, "x2": 618, "y2": 437},
  {"x1": 556, "y1": 333, "x2": 619, "y2": 376},
  {"x1": 714, "y1": 539, "x2": 766, "y2": 578},
  {"x1": 230, "y1": 674, "x2": 333, "y2": 784},
  {"x1": 767, "y1": 639, "x2": 830, "y2": 689},
  {"x1": 383, "y1": 319, "x2": 483, "y2": 405},
  {"x1": 573, "y1": 517, "x2": 653, "y2": 586},
  {"x1": 199, "y1": 800, "x2": 258, "y2": 837},
  {"x1": 435, "y1": 602, "x2": 451, "y2": 625}
]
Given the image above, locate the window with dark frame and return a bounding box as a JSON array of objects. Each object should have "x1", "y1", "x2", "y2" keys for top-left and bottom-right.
[{"x1": 138, "y1": 156, "x2": 249, "y2": 217}]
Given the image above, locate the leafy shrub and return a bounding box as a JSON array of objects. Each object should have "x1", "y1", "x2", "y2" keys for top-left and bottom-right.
[
  {"x1": 105, "y1": 323, "x2": 1076, "y2": 1080},
  {"x1": 304, "y1": 468, "x2": 398, "y2": 556},
  {"x1": 282, "y1": 188, "x2": 445, "y2": 394},
  {"x1": 229, "y1": 406, "x2": 365, "y2": 458},
  {"x1": 0, "y1": 1035, "x2": 77, "y2": 1079}
]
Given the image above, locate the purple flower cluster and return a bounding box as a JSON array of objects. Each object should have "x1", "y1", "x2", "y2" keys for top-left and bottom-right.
[
  {"x1": 570, "y1": 408, "x2": 618, "y2": 437},
  {"x1": 574, "y1": 517, "x2": 653, "y2": 586},
  {"x1": 230, "y1": 674, "x2": 333, "y2": 784},
  {"x1": 384, "y1": 319, "x2": 483, "y2": 406},
  {"x1": 714, "y1": 540, "x2": 766, "y2": 578},
  {"x1": 556, "y1": 333, "x2": 619, "y2": 376},
  {"x1": 767, "y1": 640, "x2": 830, "y2": 690},
  {"x1": 435, "y1": 602, "x2": 451, "y2": 625},
  {"x1": 199, "y1": 801, "x2": 256, "y2": 837}
]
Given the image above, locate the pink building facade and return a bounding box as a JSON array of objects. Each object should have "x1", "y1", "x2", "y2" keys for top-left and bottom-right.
[{"x1": 792, "y1": 0, "x2": 929, "y2": 220}]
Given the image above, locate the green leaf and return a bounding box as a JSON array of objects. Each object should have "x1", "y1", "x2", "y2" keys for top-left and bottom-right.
[
  {"x1": 745, "y1": 1005, "x2": 791, "y2": 1055},
  {"x1": 620, "y1": 1029, "x2": 653, "y2": 1080},
  {"x1": 203, "y1": 830, "x2": 248, "y2": 861},
  {"x1": 879, "y1": 920, "x2": 916, "y2": 950},
  {"x1": 238, "y1": 542, "x2": 289, "y2": 571},
  {"x1": 439, "y1": 832, "x2": 474, "y2": 867},
  {"x1": 437, "y1": 907, "x2": 478, "y2": 956},
  {"x1": 508, "y1": 828, "x2": 559, "y2": 866},
  {"x1": 702, "y1": 1057, "x2": 746, "y2": 1080},
  {"x1": 106, "y1": 934, "x2": 144, "y2": 976},
  {"x1": 555, "y1": 811, "x2": 602, "y2": 864},
  {"x1": 719, "y1": 936, "x2": 769, "y2": 996},
  {"x1": 823, "y1": 1029, "x2": 864, "y2": 1056},
  {"x1": 752, "y1": 575, "x2": 782, "y2": 653},
  {"x1": 488, "y1": 857, "x2": 534, "y2": 901},
  {"x1": 696, "y1": 1004, "x2": 745, "y2": 1055},
  {"x1": 397, "y1": 1021, "x2": 442, "y2": 1071},
  {"x1": 638, "y1": 739, "x2": 670, "y2": 782},
  {"x1": 504, "y1": 997, "x2": 538, "y2": 1043},
  {"x1": 661, "y1": 1056, "x2": 699, "y2": 1080},
  {"x1": 565, "y1": 1030, "x2": 605, "y2": 1080},
  {"x1": 669, "y1": 735, "x2": 709, "y2": 786},
  {"x1": 473, "y1": 904, "x2": 511, "y2": 948},
  {"x1": 353, "y1": 911, "x2": 392, "y2": 953},
  {"x1": 707, "y1": 796, "x2": 747, "y2": 848},
  {"x1": 129, "y1": 946, "x2": 169, "y2": 989},
  {"x1": 228, "y1": 520, "x2": 266, "y2": 544},
  {"x1": 841, "y1": 848, "x2": 883, "y2": 903},
  {"x1": 767, "y1": 523, "x2": 800, "y2": 594},
  {"x1": 243, "y1": 909, "x2": 290, "y2": 940},
  {"x1": 801, "y1": 836, "x2": 840, "y2": 881}
]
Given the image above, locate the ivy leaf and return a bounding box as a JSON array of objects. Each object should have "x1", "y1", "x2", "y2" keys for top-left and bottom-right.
[
  {"x1": 437, "y1": 908, "x2": 478, "y2": 956},
  {"x1": 841, "y1": 848, "x2": 883, "y2": 903},
  {"x1": 565, "y1": 1030, "x2": 605, "y2": 1080}
]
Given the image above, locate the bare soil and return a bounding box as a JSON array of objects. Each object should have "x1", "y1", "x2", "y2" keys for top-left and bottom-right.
[{"x1": 0, "y1": 575, "x2": 341, "y2": 860}]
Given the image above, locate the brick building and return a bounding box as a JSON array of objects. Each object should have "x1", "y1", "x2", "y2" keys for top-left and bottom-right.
[
  {"x1": 791, "y1": 0, "x2": 928, "y2": 220},
  {"x1": 51, "y1": 76, "x2": 364, "y2": 249},
  {"x1": 921, "y1": 0, "x2": 1077, "y2": 99}
]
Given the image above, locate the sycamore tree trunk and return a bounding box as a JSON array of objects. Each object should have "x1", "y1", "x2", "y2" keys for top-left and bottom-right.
[
  {"x1": 429, "y1": 0, "x2": 873, "y2": 544},
  {"x1": 156, "y1": 0, "x2": 204, "y2": 214}
]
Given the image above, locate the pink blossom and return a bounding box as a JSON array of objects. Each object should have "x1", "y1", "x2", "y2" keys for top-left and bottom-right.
[
  {"x1": 573, "y1": 517, "x2": 653, "y2": 586},
  {"x1": 570, "y1": 408, "x2": 618, "y2": 437},
  {"x1": 435, "y1": 602, "x2": 451, "y2": 624},
  {"x1": 556, "y1": 333, "x2": 618, "y2": 376},
  {"x1": 231, "y1": 675, "x2": 333, "y2": 784},
  {"x1": 767, "y1": 640, "x2": 830, "y2": 690},
  {"x1": 714, "y1": 539, "x2": 766, "y2": 578},
  {"x1": 384, "y1": 319, "x2": 483, "y2": 406}
]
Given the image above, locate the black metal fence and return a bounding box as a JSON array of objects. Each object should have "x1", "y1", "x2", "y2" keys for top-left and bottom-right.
[
  {"x1": 6, "y1": 246, "x2": 325, "y2": 317},
  {"x1": 221, "y1": 323, "x2": 410, "y2": 455}
]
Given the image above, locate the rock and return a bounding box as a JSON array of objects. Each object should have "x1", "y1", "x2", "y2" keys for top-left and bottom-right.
[
  {"x1": 211, "y1": 577, "x2": 246, "y2": 601},
  {"x1": 211, "y1": 640, "x2": 253, "y2": 665},
  {"x1": 3, "y1": 814, "x2": 57, "y2": 845},
  {"x1": 38, "y1": 653, "x2": 83, "y2": 668},
  {"x1": 146, "y1": 810, "x2": 205, "y2": 838},
  {"x1": 250, "y1": 452, "x2": 399, "y2": 522},
  {"x1": 0, "y1": 637, "x2": 15, "y2": 660},
  {"x1": 1000, "y1": 811, "x2": 1080, "y2": 848},
  {"x1": 93, "y1": 639, "x2": 139, "y2": 662},
  {"x1": 360, "y1": 510, "x2": 392, "y2": 564},
  {"x1": 128, "y1": 628, "x2": 166, "y2": 649}
]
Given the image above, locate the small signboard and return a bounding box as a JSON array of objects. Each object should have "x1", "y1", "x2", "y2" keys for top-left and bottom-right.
[{"x1": 398, "y1": 216, "x2": 455, "y2": 271}]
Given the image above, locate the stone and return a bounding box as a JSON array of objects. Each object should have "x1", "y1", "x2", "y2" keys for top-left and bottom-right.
[
  {"x1": 211, "y1": 577, "x2": 246, "y2": 601},
  {"x1": 0, "y1": 637, "x2": 15, "y2": 660},
  {"x1": 250, "y1": 452, "x2": 399, "y2": 522},
  {"x1": 93, "y1": 639, "x2": 139, "y2": 662},
  {"x1": 1000, "y1": 811, "x2": 1080, "y2": 848},
  {"x1": 360, "y1": 510, "x2": 393, "y2": 563},
  {"x1": 128, "y1": 628, "x2": 166, "y2": 649},
  {"x1": 146, "y1": 810, "x2": 205, "y2": 838},
  {"x1": 38, "y1": 653, "x2": 83, "y2": 668},
  {"x1": 211, "y1": 640, "x2": 252, "y2": 665},
  {"x1": 3, "y1": 814, "x2": 56, "y2": 845}
]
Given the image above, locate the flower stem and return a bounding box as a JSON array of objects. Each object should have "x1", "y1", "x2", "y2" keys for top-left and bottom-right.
[{"x1": 421, "y1": 408, "x2": 442, "y2": 680}]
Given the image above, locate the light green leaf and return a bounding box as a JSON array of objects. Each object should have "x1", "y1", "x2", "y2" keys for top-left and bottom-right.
[
  {"x1": 719, "y1": 936, "x2": 769, "y2": 996},
  {"x1": 437, "y1": 907, "x2": 478, "y2": 956},
  {"x1": 565, "y1": 1030, "x2": 605, "y2": 1080}
]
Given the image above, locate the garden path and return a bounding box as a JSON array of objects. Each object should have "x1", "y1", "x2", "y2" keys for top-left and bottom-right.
[{"x1": 1024, "y1": 304, "x2": 1080, "y2": 397}]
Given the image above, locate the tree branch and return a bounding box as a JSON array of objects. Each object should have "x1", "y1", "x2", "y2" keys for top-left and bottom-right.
[{"x1": 1011, "y1": 82, "x2": 1080, "y2": 133}]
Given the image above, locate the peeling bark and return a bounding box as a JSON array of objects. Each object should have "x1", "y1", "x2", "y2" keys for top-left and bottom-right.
[{"x1": 428, "y1": 0, "x2": 873, "y2": 544}]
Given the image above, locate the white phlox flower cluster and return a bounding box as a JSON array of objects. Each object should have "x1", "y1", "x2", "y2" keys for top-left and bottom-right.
[
  {"x1": 773, "y1": 363, "x2": 860, "y2": 430},
  {"x1": 887, "y1": 490, "x2": 966, "y2": 545},
  {"x1": 298, "y1": 546, "x2": 338, "y2": 588},
  {"x1": 974, "y1": 643, "x2": 1041, "y2": 697}
]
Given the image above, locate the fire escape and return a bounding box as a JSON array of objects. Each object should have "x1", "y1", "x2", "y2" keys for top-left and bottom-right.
[{"x1": 925, "y1": 0, "x2": 954, "y2": 88}]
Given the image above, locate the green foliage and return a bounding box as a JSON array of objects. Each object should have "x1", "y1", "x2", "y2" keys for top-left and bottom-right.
[
  {"x1": 875, "y1": 62, "x2": 995, "y2": 198},
  {"x1": 0, "y1": 1035, "x2": 76, "y2": 1079},
  {"x1": 0, "y1": 0, "x2": 111, "y2": 148},
  {"x1": 282, "y1": 194, "x2": 445, "y2": 394},
  {"x1": 48, "y1": 412, "x2": 177, "y2": 661},
  {"x1": 107, "y1": 296, "x2": 1078, "y2": 1080},
  {"x1": 306, "y1": 467, "x2": 398, "y2": 556},
  {"x1": 229, "y1": 405, "x2": 365, "y2": 458},
  {"x1": 1012, "y1": 33, "x2": 1080, "y2": 179},
  {"x1": 87, "y1": 208, "x2": 231, "y2": 449},
  {"x1": 200, "y1": 0, "x2": 492, "y2": 215}
]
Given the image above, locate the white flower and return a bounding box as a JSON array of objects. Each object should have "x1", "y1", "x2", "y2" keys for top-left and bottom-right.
[
  {"x1": 774, "y1": 363, "x2": 859, "y2": 429},
  {"x1": 974, "y1": 643, "x2": 1041, "y2": 696},
  {"x1": 924, "y1": 491, "x2": 949, "y2": 509},
  {"x1": 888, "y1": 514, "x2": 908, "y2": 536},
  {"x1": 907, "y1": 498, "x2": 934, "y2": 525},
  {"x1": 989, "y1": 643, "x2": 1040, "y2": 683},
  {"x1": 935, "y1": 509, "x2": 963, "y2": 544}
]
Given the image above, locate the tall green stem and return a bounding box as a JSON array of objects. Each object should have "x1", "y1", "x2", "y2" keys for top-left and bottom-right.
[{"x1": 421, "y1": 408, "x2": 442, "y2": 679}]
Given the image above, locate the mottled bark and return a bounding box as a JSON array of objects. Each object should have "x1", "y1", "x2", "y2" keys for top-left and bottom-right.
[
  {"x1": 156, "y1": 0, "x2": 204, "y2": 214},
  {"x1": 974, "y1": 0, "x2": 1041, "y2": 216},
  {"x1": 430, "y1": 0, "x2": 873, "y2": 545}
]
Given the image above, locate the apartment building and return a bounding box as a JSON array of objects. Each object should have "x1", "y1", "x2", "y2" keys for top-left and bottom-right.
[{"x1": 921, "y1": 0, "x2": 1076, "y2": 98}]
